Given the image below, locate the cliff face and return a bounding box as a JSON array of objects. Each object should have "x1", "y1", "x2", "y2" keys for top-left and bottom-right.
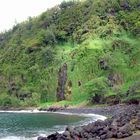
[
  {"x1": 57, "y1": 63, "x2": 67, "y2": 101},
  {"x1": 0, "y1": 0, "x2": 140, "y2": 107}
]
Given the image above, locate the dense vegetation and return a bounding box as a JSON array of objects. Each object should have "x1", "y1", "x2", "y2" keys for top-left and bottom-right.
[{"x1": 0, "y1": 0, "x2": 140, "y2": 107}]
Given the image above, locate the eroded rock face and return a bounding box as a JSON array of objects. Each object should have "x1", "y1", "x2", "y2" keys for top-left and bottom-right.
[
  {"x1": 108, "y1": 73, "x2": 123, "y2": 87},
  {"x1": 99, "y1": 59, "x2": 109, "y2": 70},
  {"x1": 65, "y1": 80, "x2": 72, "y2": 101},
  {"x1": 56, "y1": 63, "x2": 67, "y2": 101}
]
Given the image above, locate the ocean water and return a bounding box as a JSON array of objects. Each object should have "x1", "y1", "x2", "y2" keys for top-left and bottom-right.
[{"x1": 0, "y1": 110, "x2": 106, "y2": 140}]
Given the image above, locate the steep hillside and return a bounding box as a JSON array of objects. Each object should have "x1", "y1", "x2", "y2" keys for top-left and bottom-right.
[{"x1": 0, "y1": 0, "x2": 140, "y2": 107}]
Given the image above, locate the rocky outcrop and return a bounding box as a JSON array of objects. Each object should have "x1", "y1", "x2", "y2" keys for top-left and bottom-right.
[
  {"x1": 108, "y1": 73, "x2": 124, "y2": 87},
  {"x1": 65, "y1": 80, "x2": 72, "y2": 101},
  {"x1": 39, "y1": 106, "x2": 67, "y2": 112},
  {"x1": 56, "y1": 63, "x2": 67, "y2": 101},
  {"x1": 99, "y1": 59, "x2": 109, "y2": 70},
  {"x1": 38, "y1": 105, "x2": 140, "y2": 140}
]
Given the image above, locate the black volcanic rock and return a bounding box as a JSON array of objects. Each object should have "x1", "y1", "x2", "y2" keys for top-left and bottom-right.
[{"x1": 37, "y1": 105, "x2": 140, "y2": 140}]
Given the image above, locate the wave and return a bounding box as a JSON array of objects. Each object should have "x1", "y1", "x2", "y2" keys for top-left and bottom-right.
[
  {"x1": 0, "y1": 109, "x2": 106, "y2": 140},
  {"x1": 0, "y1": 136, "x2": 36, "y2": 140},
  {"x1": 0, "y1": 109, "x2": 46, "y2": 113},
  {"x1": 0, "y1": 109, "x2": 106, "y2": 120}
]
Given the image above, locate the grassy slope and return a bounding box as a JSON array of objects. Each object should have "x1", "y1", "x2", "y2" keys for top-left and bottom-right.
[
  {"x1": 41, "y1": 36, "x2": 140, "y2": 108},
  {"x1": 0, "y1": 0, "x2": 140, "y2": 107}
]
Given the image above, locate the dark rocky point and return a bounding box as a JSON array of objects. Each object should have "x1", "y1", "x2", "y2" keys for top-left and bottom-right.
[{"x1": 37, "y1": 105, "x2": 140, "y2": 140}]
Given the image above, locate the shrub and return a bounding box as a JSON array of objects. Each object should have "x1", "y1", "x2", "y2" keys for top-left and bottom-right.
[
  {"x1": 85, "y1": 77, "x2": 109, "y2": 104},
  {"x1": 0, "y1": 94, "x2": 20, "y2": 107},
  {"x1": 123, "y1": 95, "x2": 140, "y2": 104},
  {"x1": 123, "y1": 82, "x2": 140, "y2": 104}
]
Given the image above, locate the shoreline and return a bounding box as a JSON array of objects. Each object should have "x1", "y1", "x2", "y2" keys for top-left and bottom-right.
[
  {"x1": 1, "y1": 104, "x2": 140, "y2": 140},
  {"x1": 0, "y1": 104, "x2": 124, "y2": 114},
  {"x1": 0, "y1": 109, "x2": 107, "y2": 123},
  {"x1": 0, "y1": 104, "x2": 138, "y2": 120},
  {"x1": 0, "y1": 104, "x2": 132, "y2": 116},
  {"x1": 37, "y1": 104, "x2": 140, "y2": 140},
  {"x1": 57, "y1": 104, "x2": 131, "y2": 117},
  {"x1": 0, "y1": 106, "x2": 107, "y2": 140}
]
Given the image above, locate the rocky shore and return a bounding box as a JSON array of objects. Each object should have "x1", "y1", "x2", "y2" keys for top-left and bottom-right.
[{"x1": 38, "y1": 104, "x2": 140, "y2": 140}]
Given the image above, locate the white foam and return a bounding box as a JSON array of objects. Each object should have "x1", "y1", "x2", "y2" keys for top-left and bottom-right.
[
  {"x1": 0, "y1": 136, "x2": 37, "y2": 140},
  {"x1": 0, "y1": 109, "x2": 106, "y2": 140},
  {"x1": 0, "y1": 110, "x2": 106, "y2": 121},
  {"x1": 0, "y1": 110, "x2": 47, "y2": 113},
  {"x1": 53, "y1": 111, "x2": 106, "y2": 121}
]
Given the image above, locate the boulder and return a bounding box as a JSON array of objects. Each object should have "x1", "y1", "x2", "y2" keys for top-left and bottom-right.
[
  {"x1": 136, "y1": 125, "x2": 140, "y2": 130},
  {"x1": 119, "y1": 123, "x2": 132, "y2": 137},
  {"x1": 100, "y1": 134, "x2": 107, "y2": 139},
  {"x1": 47, "y1": 106, "x2": 64, "y2": 112},
  {"x1": 63, "y1": 131, "x2": 70, "y2": 137},
  {"x1": 117, "y1": 132, "x2": 123, "y2": 138},
  {"x1": 44, "y1": 105, "x2": 140, "y2": 140},
  {"x1": 106, "y1": 131, "x2": 113, "y2": 138},
  {"x1": 65, "y1": 126, "x2": 74, "y2": 132},
  {"x1": 37, "y1": 136, "x2": 48, "y2": 140},
  {"x1": 47, "y1": 132, "x2": 60, "y2": 139}
]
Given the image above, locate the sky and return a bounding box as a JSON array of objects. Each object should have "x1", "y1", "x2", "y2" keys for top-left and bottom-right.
[{"x1": 0, "y1": 0, "x2": 64, "y2": 32}]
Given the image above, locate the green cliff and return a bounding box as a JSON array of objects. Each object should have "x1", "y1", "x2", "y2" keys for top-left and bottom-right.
[{"x1": 0, "y1": 0, "x2": 140, "y2": 107}]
